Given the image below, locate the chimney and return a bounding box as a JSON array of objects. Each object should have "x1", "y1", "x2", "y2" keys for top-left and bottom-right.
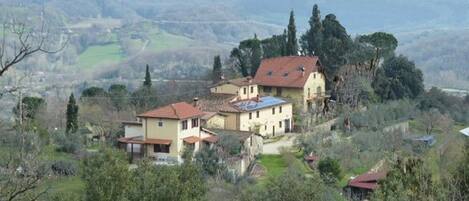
[
  {"x1": 300, "y1": 66, "x2": 305, "y2": 77},
  {"x1": 247, "y1": 76, "x2": 252, "y2": 83},
  {"x1": 193, "y1": 97, "x2": 199, "y2": 108},
  {"x1": 256, "y1": 94, "x2": 260, "y2": 102}
]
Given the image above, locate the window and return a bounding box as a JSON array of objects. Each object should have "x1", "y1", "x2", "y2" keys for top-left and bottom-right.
[
  {"x1": 191, "y1": 118, "x2": 199, "y2": 128},
  {"x1": 182, "y1": 120, "x2": 188, "y2": 130},
  {"x1": 279, "y1": 121, "x2": 282, "y2": 128},
  {"x1": 314, "y1": 73, "x2": 316, "y2": 79},
  {"x1": 249, "y1": 112, "x2": 252, "y2": 120},
  {"x1": 158, "y1": 120, "x2": 163, "y2": 127},
  {"x1": 264, "y1": 86, "x2": 272, "y2": 93},
  {"x1": 154, "y1": 144, "x2": 170, "y2": 153},
  {"x1": 279, "y1": 106, "x2": 282, "y2": 113},
  {"x1": 272, "y1": 107, "x2": 276, "y2": 115},
  {"x1": 276, "y1": 87, "x2": 282, "y2": 96},
  {"x1": 243, "y1": 87, "x2": 247, "y2": 94},
  {"x1": 256, "y1": 111, "x2": 260, "y2": 118},
  {"x1": 185, "y1": 142, "x2": 195, "y2": 151},
  {"x1": 264, "y1": 125, "x2": 267, "y2": 130},
  {"x1": 308, "y1": 88, "x2": 311, "y2": 98},
  {"x1": 317, "y1": 86, "x2": 322, "y2": 96},
  {"x1": 214, "y1": 87, "x2": 217, "y2": 92},
  {"x1": 250, "y1": 86, "x2": 254, "y2": 93},
  {"x1": 250, "y1": 136, "x2": 253, "y2": 146}
]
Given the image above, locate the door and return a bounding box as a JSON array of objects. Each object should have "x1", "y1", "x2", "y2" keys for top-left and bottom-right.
[
  {"x1": 272, "y1": 126, "x2": 275, "y2": 136},
  {"x1": 284, "y1": 119, "x2": 291, "y2": 133}
]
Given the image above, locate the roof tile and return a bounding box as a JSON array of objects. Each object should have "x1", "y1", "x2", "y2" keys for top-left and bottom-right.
[{"x1": 254, "y1": 56, "x2": 322, "y2": 88}]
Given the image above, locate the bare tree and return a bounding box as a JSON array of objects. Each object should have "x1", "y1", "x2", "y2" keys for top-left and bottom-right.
[
  {"x1": 418, "y1": 109, "x2": 447, "y2": 135},
  {"x1": 0, "y1": 128, "x2": 49, "y2": 201},
  {"x1": 0, "y1": 21, "x2": 67, "y2": 78}
]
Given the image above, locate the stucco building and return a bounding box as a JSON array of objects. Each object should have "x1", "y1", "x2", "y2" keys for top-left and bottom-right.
[{"x1": 254, "y1": 56, "x2": 327, "y2": 111}]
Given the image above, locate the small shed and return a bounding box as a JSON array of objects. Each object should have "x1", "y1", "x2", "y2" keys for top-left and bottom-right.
[{"x1": 344, "y1": 172, "x2": 387, "y2": 201}]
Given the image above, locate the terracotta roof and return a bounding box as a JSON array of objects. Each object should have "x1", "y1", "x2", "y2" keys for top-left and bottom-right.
[
  {"x1": 202, "y1": 135, "x2": 219, "y2": 143},
  {"x1": 213, "y1": 76, "x2": 256, "y2": 87},
  {"x1": 121, "y1": 121, "x2": 142, "y2": 126},
  {"x1": 118, "y1": 136, "x2": 172, "y2": 145},
  {"x1": 196, "y1": 94, "x2": 240, "y2": 113},
  {"x1": 347, "y1": 172, "x2": 387, "y2": 190},
  {"x1": 183, "y1": 136, "x2": 200, "y2": 144},
  {"x1": 138, "y1": 102, "x2": 204, "y2": 119},
  {"x1": 208, "y1": 128, "x2": 256, "y2": 141},
  {"x1": 254, "y1": 56, "x2": 322, "y2": 88},
  {"x1": 201, "y1": 112, "x2": 225, "y2": 120},
  {"x1": 304, "y1": 154, "x2": 319, "y2": 162}
]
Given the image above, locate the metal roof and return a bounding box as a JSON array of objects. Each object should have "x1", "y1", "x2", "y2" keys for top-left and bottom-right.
[{"x1": 460, "y1": 127, "x2": 469, "y2": 137}]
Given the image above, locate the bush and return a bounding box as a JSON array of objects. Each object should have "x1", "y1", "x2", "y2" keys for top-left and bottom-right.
[
  {"x1": 317, "y1": 157, "x2": 342, "y2": 185},
  {"x1": 51, "y1": 160, "x2": 77, "y2": 176},
  {"x1": 54, "y1": 132, "x2": 82, "y2": 153}
]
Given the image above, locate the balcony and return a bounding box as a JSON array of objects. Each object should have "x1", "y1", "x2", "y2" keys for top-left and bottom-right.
[{"x1": 306, "y1": 92, "x2": 330, "y2": 101}]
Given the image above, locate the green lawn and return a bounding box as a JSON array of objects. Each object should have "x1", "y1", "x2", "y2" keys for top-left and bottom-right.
[
  {"x1": 77, "y1": 42, "x2": 125, "y2": 70},
  {"x1": 257, "y1": 152, "x2": 313, "y2": 185}
]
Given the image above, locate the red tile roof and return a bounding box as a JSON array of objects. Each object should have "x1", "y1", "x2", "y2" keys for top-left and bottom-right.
[
  {"x1": 347, "y1": 172, "x2": 387, "y2": 190},
  {"x1": 254, "y1": 56, "x2": 322, "y2": 88},
  {"x1": 118, "y1": 137, "x2": 172, "y2": 145},
  {"x1": 213, "y1": 76, "x2": 256, "y2": 87},
  {"x1": 138, "y1": 102, "x2": 204, "y2": 119}
]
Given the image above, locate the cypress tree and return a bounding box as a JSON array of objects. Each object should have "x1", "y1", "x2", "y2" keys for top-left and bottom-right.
[
  {"x1": 301, "y1": 4, "x2": 323, "y2": 56},
  {"x1": 143, "y1": 64, "x2": 152, "y2": 88},
  {"x1": 286, "y1": 10, "x2": 298, "y2": 56},
  {"x1": 66, "y1": 93, "x2": 78, "y2": 134},
  {"x1": 212, "y1": 55, "x2": 223, "y2": 84},
  {"x1": 250, "y1": 34, "x2": 262, "y2": 76}
]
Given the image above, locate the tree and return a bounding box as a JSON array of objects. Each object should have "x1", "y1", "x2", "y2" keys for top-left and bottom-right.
[
  {"x1": 143, "y1": 64, "x2": 152, "y2": 88},
  {"x1": 212, "y1": 55, "x2": 223, "y2": 84},
  {"x1": 128, "y1": 161, "x2": 207, "y2": 201},
  {"x1": 0, "y1": 130, "x2": 50, "y2": 201},
  {"x1": 0, "y1": 22, "x2": 66, "y2": 77},
  {"x1": 82, "y1": 147, "x2": 131, "y2": 201},
  {"x1": 286, "y1": 10, "x2": 298, "y2": 56},
  {"x1": 108, "y1": 84, "x2": 129, "y2": 111},
  {"x1": 66, "y1": 93, "x2": 78, "y2": 134},
  {"x1": 358, "y1": 32, "x2": 398, "y2": 72},
  {"x1": 240, "y1": 166, "x2": 330, "y2": 201},
  {"x1": 301, "y1": 4, "x2": 323, "y2": 56},
  {"x1": 195, "y1": 146, "x2": 225, "y2": 177},
  {"x1": 132, "y1": 65, "x2": 157, "y2": 111},
  {"x1": 418, "y1": 109, "x2": 451, "y2": 135},
  {"x1": 372, "y1": 157, "x2": 439, "y2": 201},
  {"x1": 448, "y1": 140, "x2": 469, "y2": 200},
  {"x1": 80, "y1": 87, "x2": 109, "y2": 105},
  {"x1": 373, "y1": 55, "x2": 424, "y2": 100},
  {"x1": 14, "y1": 96, "x2": 46, "y2": 122},
  {"x1": 317, "y1": 157, "x2": 342, "y2": 185},
  {"x1": 230, "y1": 36, "x2": 262, "y2": 77},
  {"x1": 261, "y1": 33, "x2": 287, "y2": 58}
]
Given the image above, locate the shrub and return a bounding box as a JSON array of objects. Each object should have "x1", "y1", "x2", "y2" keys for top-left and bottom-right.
[
  {"x1": 51, "y1": 160, "x2": 77, "y2": 176},
  {"x1": 54, "y1": 132, "x2": 82, "y2": 153}
]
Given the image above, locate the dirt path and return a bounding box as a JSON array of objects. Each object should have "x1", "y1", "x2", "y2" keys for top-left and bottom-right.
[{"x1": 262, "y1": 134, "x2": 297, "y2": 155}]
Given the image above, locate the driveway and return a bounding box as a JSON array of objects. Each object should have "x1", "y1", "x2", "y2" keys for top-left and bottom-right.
[{"x1": 262, "y1": 134, "x2": 298, "y2": 154}]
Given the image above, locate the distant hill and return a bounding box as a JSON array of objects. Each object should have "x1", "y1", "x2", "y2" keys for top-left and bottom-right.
[
  {"x1": 1, "y1": 0, "x2": 468, "y2": 89},
  {"x1": 397, "y1": 28, "x2": 469, "y2": 90}
]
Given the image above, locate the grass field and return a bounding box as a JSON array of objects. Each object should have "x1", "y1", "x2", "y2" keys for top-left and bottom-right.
[
  {"x1": 77, "y1": 42, "x2": 125, "y2": 70},
  {"x1": 147, "y1": 30, "x2": 193, "y2": 53}
]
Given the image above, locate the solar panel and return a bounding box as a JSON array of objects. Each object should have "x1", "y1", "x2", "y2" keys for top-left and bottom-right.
[{"x1": 233, "y1": 96, "x2": 286, "y2": 111}]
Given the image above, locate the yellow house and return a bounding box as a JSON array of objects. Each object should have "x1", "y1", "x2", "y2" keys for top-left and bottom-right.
[
  {"x1": 210, "y1": 76, "x2": 259, "y2": 100},
  {"x1": 118, "y1": 102, "x2": 209, "y2": 163},
  {"x1": 254, "y1": 56, "x2": 326, "y2": 111},
  {"x1": 196, "y1": 94, "x2": 293, "y2": 137}
]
